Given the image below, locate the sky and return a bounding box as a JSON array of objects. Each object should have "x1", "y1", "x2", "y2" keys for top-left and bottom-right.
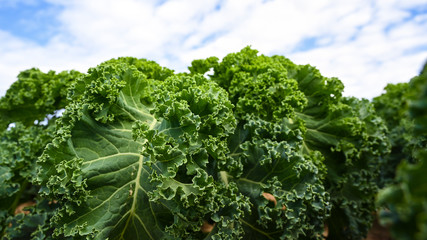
[{"x1": 0, "y1": 0, "x2": 426, "y2": 99}]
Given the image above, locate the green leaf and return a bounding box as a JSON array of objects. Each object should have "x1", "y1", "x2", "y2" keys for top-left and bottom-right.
[
  {"x1": 36, "y1": 60, "x2": 244, "y2": 239},
  {"x1": 0, "y1": 69, "x2": 83, "y2": 130}
]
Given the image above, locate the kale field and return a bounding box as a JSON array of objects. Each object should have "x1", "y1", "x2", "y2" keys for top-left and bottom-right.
[{"x1": 1, "y1": 47, "x2": 426, "y2": 240}]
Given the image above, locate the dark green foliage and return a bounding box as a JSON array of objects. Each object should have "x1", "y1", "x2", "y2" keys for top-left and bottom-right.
[
  {"x1": 377, "y1": 63, "x2": 427, "y2": 240},
  {"x1": 373, "y1": 65, "x2": 427, "y2": 185},
  {"x1": 0, "y1": 69, "x2": 82, "y2": 239}
]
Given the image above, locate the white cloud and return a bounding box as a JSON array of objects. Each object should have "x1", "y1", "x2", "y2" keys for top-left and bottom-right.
[{"x1": 0, "y1": 0, "x2": 426, "y2": 99}]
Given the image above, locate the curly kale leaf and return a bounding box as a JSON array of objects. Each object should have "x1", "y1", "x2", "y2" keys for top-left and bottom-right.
[
  {"x1": 0, "y1": 69, "x2": 83, "y2": 131},
  {"x1": 226, "y1": 121, "x2": 330, "y2": 240}
]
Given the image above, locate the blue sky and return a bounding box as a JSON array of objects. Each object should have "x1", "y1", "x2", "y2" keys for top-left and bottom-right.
[
  {"x1": 0, "y1": 1, "x2": 62, "y2": 45},
  {"x1": 0, "y1": 0, "x2": 426, "y2": 99}
]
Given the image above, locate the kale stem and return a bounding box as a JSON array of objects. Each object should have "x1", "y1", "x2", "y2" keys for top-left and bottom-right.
[
  {"x1": 219, "y1": 171, "x2": 229, "y2": 187},
  {"x1": 9, "y1": 180, "x2": 29, "y2": 216}
]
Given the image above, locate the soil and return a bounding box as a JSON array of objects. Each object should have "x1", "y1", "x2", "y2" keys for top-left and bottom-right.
[
  {"x1": 364, "y1": 216, "x2": 392, "y2": 240},
  {"x1": 322, "y1": 215, "x2": 393, "y2": 240},
  {"x1": 14, "y1": 201, "x2": 35, "y2": 215}
]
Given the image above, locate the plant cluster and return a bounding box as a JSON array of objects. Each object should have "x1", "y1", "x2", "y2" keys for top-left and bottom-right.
[
  {"x1": 0, "y1": 47, "x2": 425, "y2": 240},
  {"x1": 375, "y1": 63, "x2": 427, "y2": 240}
]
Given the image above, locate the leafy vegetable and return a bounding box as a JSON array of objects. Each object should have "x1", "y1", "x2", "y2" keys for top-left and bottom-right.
[
  {"x1": 377, "y1": 63, "x2": 427, "y2": 240},
  {"x1": 190, "y1": 47, "x2": 390, "y2": 239},
  {"x1": 373, "y1": 66, "x2": 427, "y2": 186}
]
